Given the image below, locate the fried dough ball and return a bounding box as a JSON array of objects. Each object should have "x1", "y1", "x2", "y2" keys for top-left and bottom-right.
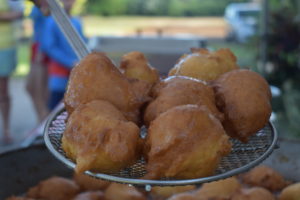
[
  {"x1": 73, "y1": 191, "x2": 105, "y2": 200},
  {"x1": 231, "y1": 187, "x2": 275, "y2": 200},
  {"x1": 241, "y1": 165, "x2": 290, "y2": 191},
  {"x1": 151, "y1": 185, "x2": 196, "y2": 199},
  {"x1": 279, "y1": 182, "x2": 300, "y2": 200},
  {"x1": 64, "y1": 52, "x2": 146, "y2": 123},
  {"x1": 144, "y1": 76, "x2": 223, "y2": 125},
  {"x1": 194, "y1": 177, "x2": 241, "y2": 199},
  {"x1": 26, "y1": 176, "x2": 80, "y2": 200},
  {"x1": 73, "y1": 173, "x2": 110, "y2": 191},
  {"x1": 104, "y1": 183, "x2": 146, "y2": 200},
  {"x1": 167, "y1": 193, "x2": 198, "y2": 200},
  {"x1": 168, "y1": 48, "x2": 238, "y2": 81},
  {"x1": 128, "y1": 78, "x2": 153, "y2": 108},
  {"x1": 212, "y1": 69, "x2": 272, "y2": 142},
  {"x1": 6, "y1": 197, "x2": 36, "y2": 200},
  {"x1": 120, "y1": 51, "x2": 160, "y2": 109},
  {"x1": 144, "y1": 105, "x2": 231, "y2": 179},
  {"x1": 62, "y1": 100, "x2": 141, "y2": 173},
  {"x1": 120, "y1": 51, "x2": 159, "y2": 85}
]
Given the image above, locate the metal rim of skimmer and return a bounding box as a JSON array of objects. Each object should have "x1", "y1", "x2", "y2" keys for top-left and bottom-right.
[{"x1": 44, "y1": 107, "x2": 278, "y2": 188}]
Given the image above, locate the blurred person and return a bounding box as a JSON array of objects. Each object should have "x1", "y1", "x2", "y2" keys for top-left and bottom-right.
[
  {"x1": 31, "y1": 0, "x2": 50, "y2": 15},
  {"x1": 0, "y1": 0, "x2": 23, "y2": 144},
  {"x1": 40, "y1": 0, "x2": 85, "y2": 110},
  {"x1": 26, "y1": 4, "x2": 50, "y2": 123}
]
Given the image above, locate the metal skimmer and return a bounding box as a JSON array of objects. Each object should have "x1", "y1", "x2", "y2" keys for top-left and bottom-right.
[
  {"x1": 44, "y1": 0, "x2": 278, "y2": 188},
  {"x1": 44, "y1": 107, "x2": 278, "y2": 188},
  {"x1": 46, "y1": 0, "x2": 90, "y2": 59}
]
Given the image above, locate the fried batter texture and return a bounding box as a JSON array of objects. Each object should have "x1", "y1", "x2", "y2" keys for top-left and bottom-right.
[
  {"x1": 64, "y1": 52, "x2": 146, "y2": 123},
  {"x1": 73, "y1": 173, "x2": 110, "y2": 191},
  {"x1": 279, "y1": 183, "x2": 300, "y2": 200},
  {"x1": 231, "y1": 187, "x2": 275, "y2": 200},
  {"x1": 144, "y1": 76, "x2": 223, "y2": 125},
  {"x1": 168, "y1": 48, "x2": 238, "y2": 81},
  {"x1": 104, "y1": 183, "x2": 147, "y2": 200},
  {"x1": 195, "y1": 177, "x2": 241, "y2": 199},
  {"x1": 151, "y1": 185, "x2": 196, "y2": 199},
  {"x1": 120, "y1": 51, "x2": 160, "y2": 108},
  {"x1": 212, "y1": 69, "x2": 272, "y2": 142},
  {"x1": 167, "y1": 193, "x2": 198, "y2": 200},
  {"x1": 120, "y1": 51, "x2": 159, "y2": 85},
  {"x1": 144, "y1": 105, "x2": 231, "y2": 179},
  {"x1": 6, "y1": 197, "x2": 36, "y2": 200},
  {"x1": 241, "y1": 165, "x2": 290, "y2": 191},
  {"x1": 26, "y1": 176, "x2": 80, "y2": 200},
  {"x1": 73, "y1": 191, "x2": 105, "y2": 200},
  {"x1": 62, "y1": 100, "x2": 141, "y2": 173}
]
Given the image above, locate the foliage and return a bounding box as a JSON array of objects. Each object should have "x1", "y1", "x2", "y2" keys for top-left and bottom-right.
[
  {"x1": 85, "y1": 0, "x2": 249, "y2": 16},
  {"x1": 72, "y1": 0, "x2": 88, "y2": 15},
  {"x1": 264, "y1": 0, "x2": 300, "y2": 90},
  {"x1": 25, "y1": 0, "x2": 87, "y2": 16},
  {"x1": 85, "y1": 0, "x2": 129, "y2": 16},
  {"x1": 264, "y1": 0, "x2": 300, "y2": 135}
]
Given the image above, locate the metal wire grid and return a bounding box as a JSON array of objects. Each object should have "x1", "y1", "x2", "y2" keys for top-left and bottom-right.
[{"x1": 44, "y1": 108, "x2": 278, "y2": 187}]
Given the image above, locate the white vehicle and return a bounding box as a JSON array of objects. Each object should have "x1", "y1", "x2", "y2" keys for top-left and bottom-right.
[{"x1": 225, "y1": 3, "x2": 261, "y2": 42}]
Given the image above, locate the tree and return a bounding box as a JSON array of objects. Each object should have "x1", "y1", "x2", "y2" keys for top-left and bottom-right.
[
  {"x1": 86, "y1": 0, "x2": 129, "y2": 16},
  {"x1": 85, "y1": 0, "x2": 249, "y2": 16}
]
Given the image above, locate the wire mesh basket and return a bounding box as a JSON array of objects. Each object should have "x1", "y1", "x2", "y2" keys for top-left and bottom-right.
[{"x1": 44, "y1": 107, "x2": 278, "y2": 188}]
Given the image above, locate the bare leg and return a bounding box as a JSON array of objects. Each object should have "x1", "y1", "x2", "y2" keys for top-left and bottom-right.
[
  {"x1": 26, "y1": 61, "x2": 49, "y2": 122},
  {"x1": 0, "y1": 76, "x2": 12, "y2": 143}
]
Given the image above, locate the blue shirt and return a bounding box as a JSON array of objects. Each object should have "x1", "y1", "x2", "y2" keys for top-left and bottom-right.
[
  {"x1": 48, "y1": 76, "x2": 69, "y2": 91},
  {"x1": 41, "y1": 16, "x2": 85, "y2": 68},
  {"x1": 41, "y1": 16, "x2": 85, "y2": 91},
  {"x1": 30, "y1": 6, "x2": 47, "y2": 43}
]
